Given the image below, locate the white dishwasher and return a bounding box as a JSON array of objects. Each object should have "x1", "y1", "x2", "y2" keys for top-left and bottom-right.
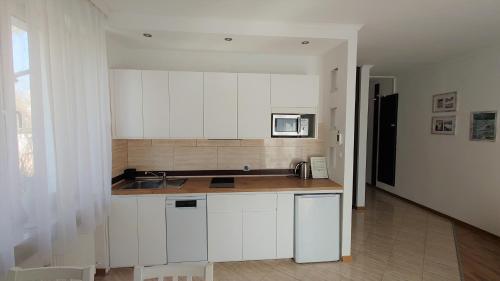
[
  {"x1": 166, "y1": 196, "x2": 207, "y2": 263},
  {"x1": 294, "y1": 194, "x2": 340, "y2": 263}
]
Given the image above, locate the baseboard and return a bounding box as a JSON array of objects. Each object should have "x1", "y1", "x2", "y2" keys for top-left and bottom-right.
[
  {"x1": 372, "y1": 186, "x2": 500, "y2": 241},
  {"x1": 341, "y1": 256, "x2": 352, "y2": 262},
  {"x1": 354, "y1": 206, "x2": 366, "y2": 210}
]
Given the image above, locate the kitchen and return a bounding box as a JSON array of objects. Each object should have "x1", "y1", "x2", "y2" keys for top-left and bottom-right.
[
  {"x1": 106, "y1": 17, "x2": 360, "y2": 272},
  {"x1": 3, "y1": 1, "x2": 498, "y2": 280}
]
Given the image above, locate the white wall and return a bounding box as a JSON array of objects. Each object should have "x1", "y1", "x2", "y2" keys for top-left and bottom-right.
[
  {"x1": 320, "y1": 43, "x2": 347, "y2": 184},
  {"x1": 319, "y1": 39, "x2": 358, "y2": 258},
  {"x1": 382, "y1": 44, "x2": 500, "y2": 236},
  {"x1": 107, "y1": 37, "x2": 320, "y2": 75},
  {"x1": 366, "y1": 77, "x2": 394, "y2": 183},
  {"x1": 355, "y1": 65, "x2": 372, "y2": 207},
  {"x1": 17, "y1": 233, "x2": 96, "y2": 269}
]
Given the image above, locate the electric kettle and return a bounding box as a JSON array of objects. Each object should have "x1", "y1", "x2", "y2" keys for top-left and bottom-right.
[{"x1": 294, "y1": 161, "x2": 311, "y2": 180}]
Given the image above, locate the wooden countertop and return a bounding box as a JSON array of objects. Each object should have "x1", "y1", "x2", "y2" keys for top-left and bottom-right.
[{"x1": 112, "y1": 176, "x2": 343, "y2": 195}]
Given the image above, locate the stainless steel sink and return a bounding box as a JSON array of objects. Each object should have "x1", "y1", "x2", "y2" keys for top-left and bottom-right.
[{"x1": 121, "y1": 177, "x2": 187, "y2": 189}]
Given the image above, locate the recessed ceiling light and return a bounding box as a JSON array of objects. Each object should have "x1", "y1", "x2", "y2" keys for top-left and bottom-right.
[
  {"x1": 224, "y1": 37, "x2": 233, "y2": 42},
  {"x1": 301, "y1": 40, "x2": 310, "y2": 45},
  {"x1": 143, "y1": 33, "x2": 152, "y2": 38}
]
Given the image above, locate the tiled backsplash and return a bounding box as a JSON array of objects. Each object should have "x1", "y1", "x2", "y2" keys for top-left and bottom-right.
[
  {"x1": 112, "y1": 138, "x2": 326, "y2": 177},
  {"x1": 112, "y1": 139, "x2": 128, "y2": 177}
]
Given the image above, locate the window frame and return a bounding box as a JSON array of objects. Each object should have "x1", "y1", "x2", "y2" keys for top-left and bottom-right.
[{"x1": 11, "y1": 15, "x2": 34, "y2": 178}]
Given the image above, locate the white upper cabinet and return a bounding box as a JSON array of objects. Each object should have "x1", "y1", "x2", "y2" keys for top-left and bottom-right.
[
  {"x1": 271, "y1": 74, "x2": 319, "y2": 108},
  {"x1": 169, "y1": 71, "x2": 204, "y2": 138},
  {"x1": 110, "y1": 70, "x2": 319, "y2": 140},
  {"x1": 204, "y1": 72, "x2": 238, "y2": 139},
  {"x1": 142, "y1": 71, "x2": 170, "y2": 138},
  {"x1": 111, "y1": 69, "x2": 143, "y2": 138},
  {"x1": 237, "y1": 73, "x2": 271, "y2": 139}
]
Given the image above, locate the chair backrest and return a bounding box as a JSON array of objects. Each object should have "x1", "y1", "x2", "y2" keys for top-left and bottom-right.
[
  {"x1": 134, "y1": 263, "x2": 213, "y2": 281},
  {"x1": 6, "y1": 266, "x2": 95, "y2": 281}
]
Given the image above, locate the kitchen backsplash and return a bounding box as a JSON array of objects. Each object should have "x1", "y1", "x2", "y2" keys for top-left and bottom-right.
[{"x1": 111, "y1": 124, "x2": 327, "y2": 177}]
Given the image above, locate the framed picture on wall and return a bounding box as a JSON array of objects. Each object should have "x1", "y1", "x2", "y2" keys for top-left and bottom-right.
[
  {"x1": 470, "y1": 111, "x2": 497, "y2": 141},
  {"x1": 431, "y1": 116, "x2": 456, "y2": 135},
  {"x1": 432, "y1": 91, "x2": 458, "y2": 112}
]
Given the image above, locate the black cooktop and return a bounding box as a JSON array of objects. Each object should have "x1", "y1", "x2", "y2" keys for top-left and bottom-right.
[{"x1": 210, "y1": 177, "x2": 235, "y2": 188}]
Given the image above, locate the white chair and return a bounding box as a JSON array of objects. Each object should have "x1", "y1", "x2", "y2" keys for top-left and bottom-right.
[
  {"x1": 5, "y1": 266, "x2": 95, "y2": 281},
  {"x1": 134, "y1": 262, "x2": 213, "y2": 281}
]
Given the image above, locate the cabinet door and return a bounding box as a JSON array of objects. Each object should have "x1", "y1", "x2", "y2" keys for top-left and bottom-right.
[
  {"x1": 109, "y1": 197, "x2": 138, "y2": 267},
  {"x1": 270, "y1": 74, "x2": 319, "y2": 108},
  {"x1": 204, "y1": 72, "x2": 238, "y2": 139},
  {"x1": 111, "y1": 69, "x2": 143, "y2": 138},
  {"x1": 137, "y1": 197, "x2": 167, "y2": 266},
  {"x1": 276, "y1": 193, "x2": 294, "y2": 258},
  {"x1": 207, "y1": 212, "x2": 242, "y2": 262},
  {"x1": 242, "y1": 210, "x2": 276, "y2": 260},
  {"x1": 169, "y1": 71, "x2": 204, "y2": 138},
  {"x1": 238, "y1": 73, "x2": 271, "y2": 139},
  {"x1": 142, "y1": 71, "x2": 170, "y2": 138}
]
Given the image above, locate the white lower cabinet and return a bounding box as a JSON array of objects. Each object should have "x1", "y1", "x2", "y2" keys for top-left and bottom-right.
[
  {"x1": 109, "y1": 196, "x2": 167, "y2": 268},
  {"x1": 242, "y1": 210, "x2": 276, "y2": 260},
  {"x1": 207, "y1": 212, "x2": 243, "y2": 262},
  {"x1": 137, "y1": 197, "x2": 167, "y2": 266},
  {"x1": 276, "y1": 193, "x2": 295, "y2": 258},
  {"x1": 207, "y1": 193, "x2": 282, "y2": 262},
  {"x1": 110, "y1": 192, "x2": 298, "y2": 267},
  {"x1": 109, "y1": 197, "x2": 138, "y2": 267}
]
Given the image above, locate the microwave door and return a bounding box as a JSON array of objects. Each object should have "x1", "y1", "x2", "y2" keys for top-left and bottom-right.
[{"x1": 273, "y1": 115, "x2": 301, "y2": 136}]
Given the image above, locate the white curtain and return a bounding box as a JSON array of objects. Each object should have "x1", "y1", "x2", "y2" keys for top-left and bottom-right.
[{"x1": 0, "y1": 0, "x2": 111, "y2": 277}]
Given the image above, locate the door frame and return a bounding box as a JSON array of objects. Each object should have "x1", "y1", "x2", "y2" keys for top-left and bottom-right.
[{"x1": 370, "y1": 83, "x2": 380, "y2": 186}]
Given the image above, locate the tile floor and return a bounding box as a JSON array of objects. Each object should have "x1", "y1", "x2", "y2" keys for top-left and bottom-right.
[{"x1": 97, "y1": 186, "x2": 461, "y2": 281}]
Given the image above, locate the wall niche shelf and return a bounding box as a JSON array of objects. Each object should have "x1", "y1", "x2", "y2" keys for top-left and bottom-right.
[{"x1": 330, "y1": 67, "x2": 339, "y2": 94}]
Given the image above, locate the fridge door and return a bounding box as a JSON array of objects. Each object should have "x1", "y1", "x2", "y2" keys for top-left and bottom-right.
[{"x1": 294, "y1": 194, "x2": 340, "y2": 263}]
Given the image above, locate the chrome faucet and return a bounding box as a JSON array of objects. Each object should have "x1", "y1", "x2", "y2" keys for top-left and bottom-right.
[{"x1": 145, "y1": 171, "x2": 167, "y2": 180}]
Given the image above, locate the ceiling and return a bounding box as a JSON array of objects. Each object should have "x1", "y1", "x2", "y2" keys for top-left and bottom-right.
[
  {"x1": 108, "y1": 31, "x2": 344, "y2": 56},
  {"x1": 99, "y1": 0, "x2": 500, "y2": 74}
]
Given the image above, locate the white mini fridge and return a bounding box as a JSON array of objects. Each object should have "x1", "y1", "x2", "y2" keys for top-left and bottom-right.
[{"x1": 294, "y1": 194, "x2": 340, "y2": 263}]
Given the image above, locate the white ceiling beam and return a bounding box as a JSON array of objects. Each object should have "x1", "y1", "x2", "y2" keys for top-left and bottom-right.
[{"x1": 107, "y1": 14, "x2": 362, "y2": 40}]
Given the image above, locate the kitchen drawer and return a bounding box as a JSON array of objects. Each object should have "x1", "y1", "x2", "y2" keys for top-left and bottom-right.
[
  {"x1": 207, "y1": 194, "x2": 245, "y2": 212},
  {"x1": 207, "y1": 194, "x2": 276, "y2": 212},
  {"x1": 241, "y1": 194, "x2": 277, "y2": 211}
]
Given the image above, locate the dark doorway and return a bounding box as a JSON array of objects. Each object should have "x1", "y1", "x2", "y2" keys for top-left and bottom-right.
[
  {"x1": 353, "y1": 67, "x2": 360, "y2": 206},
  {"x1": 377, "y1": 94, "x2": 398, "y2": 186},
  {"x1": 370, "y1": 84, "x2": 380, "y2": 185}
]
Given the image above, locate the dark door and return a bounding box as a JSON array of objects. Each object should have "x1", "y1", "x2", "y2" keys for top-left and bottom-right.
[
  {"x1": 377, "y1": 94, "x2": 398, "y2": 186},
  {"x1": 353, "y1": 67, "x2": 360, "y2": 206}
]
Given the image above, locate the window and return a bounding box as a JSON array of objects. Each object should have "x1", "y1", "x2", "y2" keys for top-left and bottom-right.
[{"x1": 11, "y1": 17, "x2": 33, "y2": 177}]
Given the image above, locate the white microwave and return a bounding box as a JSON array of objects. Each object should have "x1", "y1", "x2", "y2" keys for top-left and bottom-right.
[{"x1": 272, "y1": 114, "x2": 315, "y2": 138}]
